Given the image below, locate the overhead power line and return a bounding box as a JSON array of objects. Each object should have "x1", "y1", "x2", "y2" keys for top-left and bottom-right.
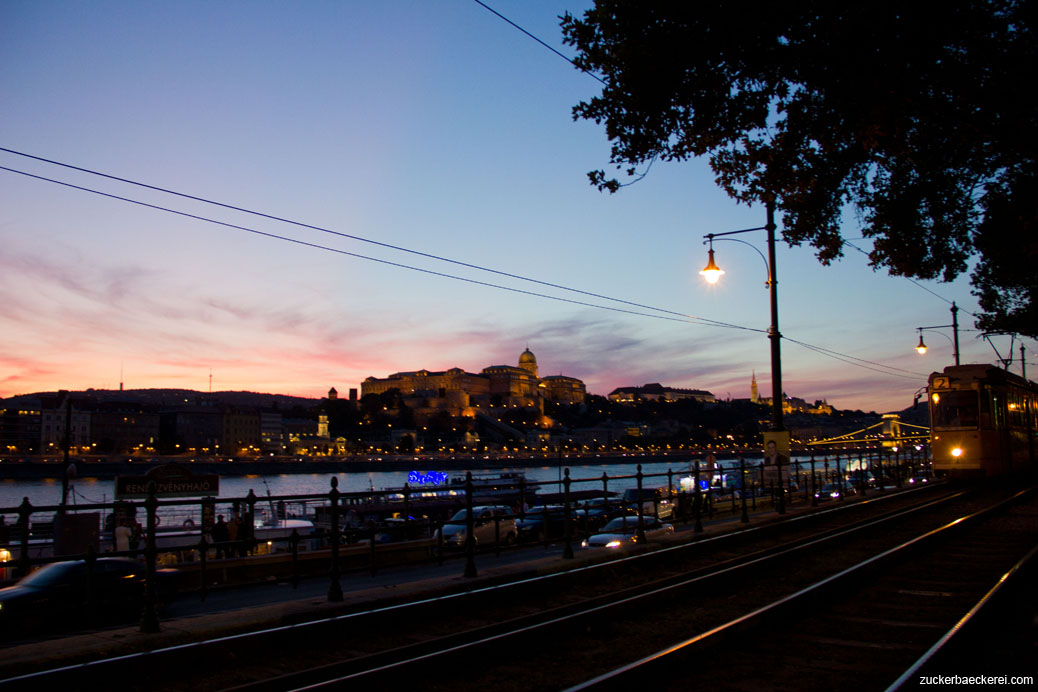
[
  {"x1": 470, "y1": 0, "x2": 606, "y2": 84},
  {"x1": 0, "y1": 154, "x2": 931, "y2": 382},
  {"x1": 0, "y1": 164, "x2": 750, "y2": 330},
  {"x1": 0, "y1": 146, "x2": 746, "y2": 333}
]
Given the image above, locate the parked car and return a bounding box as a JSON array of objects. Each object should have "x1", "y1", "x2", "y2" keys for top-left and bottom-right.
[
  {"x1": 622, "y1": 486, "x2": 675, "y2": 520},
  {"x1": 814, "y1": 482, "x2": 854, "y2": 502},
  {"x1": 0, "y1": 558, "x2": 178, "y2": 635},
  {"x1": 434, "y1": 505, "x2": 516, "y2": 549},
  {"x1": 515, "y1": 505, "x2": 585, "y2": 542},
  {"x1": 578, "y1": 497, "x2": 632, "y2": 530},
  {"x1": 581, "y1": 515, "x2": 674, "y2": 549}
]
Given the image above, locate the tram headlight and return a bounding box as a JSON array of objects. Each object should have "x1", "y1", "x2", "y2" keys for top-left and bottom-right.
[{"x1": 951, "y1": 447, "x2": 964, "y2": 458}]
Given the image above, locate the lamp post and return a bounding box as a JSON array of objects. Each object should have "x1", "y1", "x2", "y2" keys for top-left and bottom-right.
[
  {"x1": 701, "y1": 201, "x2": 786, "y2": 513},
  {"x1": 701, "y1": 201, "x2": 784, "y2": 433},
  {"x1": 914, "y1": 302, "x2": 960, "y2": 366}
]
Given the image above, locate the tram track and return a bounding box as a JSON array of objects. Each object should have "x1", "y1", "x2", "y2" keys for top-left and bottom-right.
[
  {"x1": 566, "y1": 484, "x2": 1037, "y2": 691},
  {"x1": 231, "y1": 483, "x2": 1033, "y2": 692},
  {"x1": 1, "y1": 481, "x2": 1028, "y2": 691}
]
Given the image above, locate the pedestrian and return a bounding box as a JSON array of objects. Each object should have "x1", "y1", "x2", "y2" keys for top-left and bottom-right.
[
  {"x1": 227, "y1": 513, "x2": 241, "y2": 558},
  {"x1": 212, "y1": 514, "x2": 230, "y2": 559},
  {"x1": 129, "y1": 518, "x2": 142, "y2": 557},
  {"x1": 114, "y1": 519, "x2": 132, "y2": 553}
]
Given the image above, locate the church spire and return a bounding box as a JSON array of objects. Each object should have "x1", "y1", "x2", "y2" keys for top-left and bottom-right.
[{"x1": 751, "y1": 371, "x2": 759, "y2": 403}]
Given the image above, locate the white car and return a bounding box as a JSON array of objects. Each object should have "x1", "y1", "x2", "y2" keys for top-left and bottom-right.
[
  {"x1": 435, "y1": 505, "x2": 516, "y2": 549},
  {"x1": 581, "y1": 515, "x2": 674, "y2": 549}
]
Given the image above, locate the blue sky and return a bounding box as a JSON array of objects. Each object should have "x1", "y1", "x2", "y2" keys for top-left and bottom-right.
[{"x1": 1, "y1": 1, "x2": 1029, "y2": 413}]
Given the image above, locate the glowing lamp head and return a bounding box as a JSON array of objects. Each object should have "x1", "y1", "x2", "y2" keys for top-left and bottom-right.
[
  {"x1": 700, "y1": 248, "x2": 724, "y2": 284},
  {"x1": 951, "y1": 447, "x2": 963, "y2": 458},
  {"x1": 915, "y1": 333, "x2": 928, "y2": 355}
]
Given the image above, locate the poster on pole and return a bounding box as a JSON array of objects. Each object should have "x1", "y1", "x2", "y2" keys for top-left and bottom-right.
[{"x1": 761, "y1": 431, "x2": 791, "y2": 486}]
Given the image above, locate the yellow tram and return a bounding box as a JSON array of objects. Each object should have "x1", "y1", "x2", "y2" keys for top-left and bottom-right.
[{"x1": 928, "y1": 364, "x2": 1038, "y2": 478}]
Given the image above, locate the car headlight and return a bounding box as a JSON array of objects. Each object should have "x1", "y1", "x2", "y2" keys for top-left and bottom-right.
[{"x1": 605, "y1": 540, "x2": 622, "y2": 549}]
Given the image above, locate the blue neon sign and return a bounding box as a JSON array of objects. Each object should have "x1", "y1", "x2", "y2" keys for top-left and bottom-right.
[{"x1": 408, "y1": 470, "x2": 450, "y2": 486}]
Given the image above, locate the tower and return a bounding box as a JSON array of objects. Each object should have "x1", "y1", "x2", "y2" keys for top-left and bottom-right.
[
  {"x1": 751, "y1": 371, "x2": 759, "y2": 403},
  {"x1": 518, "y1": 347, "x2": 538, "y2": 378}
]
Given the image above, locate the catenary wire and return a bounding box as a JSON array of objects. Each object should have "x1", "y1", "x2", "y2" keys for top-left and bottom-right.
[
  {"x1": 0, "y1": 165, "x2": 753, "y2": 332},
  {"x1": 470, "y1": 0, "x2": 606, "y2": 85},
  {"x1": 0, "y1": 163, "x2": 934, "y2": 382},
  {"x1": 0, "y1": 146, "x2": 743, "y2": 333},
  {"x1": 464, "y1": 5, "x2": 1037, "y2": 359}
]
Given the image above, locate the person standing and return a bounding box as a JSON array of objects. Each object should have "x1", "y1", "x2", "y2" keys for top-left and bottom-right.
[
  {"x1": 212, "y1": 514, "x2": 230, "y2": 559},
  {"x1": 114, "y1": 519, "x2": 132, "y2": 553},
  {"x1": 227, "y1": 513, "x2": 241, "y2": 558}
]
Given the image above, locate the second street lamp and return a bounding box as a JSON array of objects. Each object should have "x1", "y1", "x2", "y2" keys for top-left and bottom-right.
[
  {"x1": 701, "y1": 200, "x2": 784, "y2": 433},
  {"x1": 701, "y1": 200, "x2": 787, "y2": 513},
  {"x1": 914, "y1": 302, "x2": 961, "y2": 366}
]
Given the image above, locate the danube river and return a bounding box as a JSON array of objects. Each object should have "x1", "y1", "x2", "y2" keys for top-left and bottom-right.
[{"x1": 0, "y1": 459, "x2": 718, "y2": 516}]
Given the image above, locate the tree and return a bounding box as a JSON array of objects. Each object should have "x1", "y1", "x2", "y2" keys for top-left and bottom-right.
[{"x1": 562, "y1": 1, "x2": 1037, "y2": 337}]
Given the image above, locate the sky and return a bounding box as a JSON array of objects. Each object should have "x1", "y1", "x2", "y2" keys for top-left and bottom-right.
[{"x1": 1, "y1": 1, "x2": 1033, "y2": 414}]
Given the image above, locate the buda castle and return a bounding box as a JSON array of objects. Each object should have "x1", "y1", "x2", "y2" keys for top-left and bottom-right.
[{"x1": 361, "y1": 348, "x2": 586, "y2": 417}]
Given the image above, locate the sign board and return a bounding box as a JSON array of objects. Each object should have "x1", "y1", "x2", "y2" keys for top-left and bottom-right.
[
  {"x1": 761, "y1": 431, "x2": 791, "y2": 485},
  {"x1": 116, "y1": 463, "x2": 220, "y2": 500}
]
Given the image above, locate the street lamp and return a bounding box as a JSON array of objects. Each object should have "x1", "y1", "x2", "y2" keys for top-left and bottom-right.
[
  {"x1": 701, "y1": 201, "x2": 789, "y2": 514},
  {"x1": 914, "y1": 302, "x2": 960, "y2": 366},
  {"x1": 700, "y1": 200, "x2": 784, "y2": 433}
]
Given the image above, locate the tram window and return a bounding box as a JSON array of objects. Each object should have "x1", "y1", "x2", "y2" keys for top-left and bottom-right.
[
  {"x1": 1007, "y1": 393, "x2": 1027, "y2": 428},
  {"x1": 931, "y1": 390, "x2": 979, "y2": 428}
]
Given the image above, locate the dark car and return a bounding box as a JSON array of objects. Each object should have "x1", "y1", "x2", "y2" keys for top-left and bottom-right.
[
  {"x1": 813, "y1": 482, "x2": 854, "y2": 502},
  {"x1": 515, "y1": 505, "x2": 585, "y2": 542},
  {"x1": 578, "y1": 497, "x2": 634, "y2": 530},
  {"x1": 0, "y1": 558, "x2": 177, "y2": 634}
]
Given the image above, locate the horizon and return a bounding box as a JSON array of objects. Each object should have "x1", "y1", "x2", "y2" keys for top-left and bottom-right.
[{"x1": 2, "y1": 2, "x2": 1032, "y2": 414}]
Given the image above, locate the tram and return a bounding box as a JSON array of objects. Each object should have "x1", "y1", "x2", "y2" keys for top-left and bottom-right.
[{"x1": 928, "y1": 364, "x2": 1038, "y2": 478}]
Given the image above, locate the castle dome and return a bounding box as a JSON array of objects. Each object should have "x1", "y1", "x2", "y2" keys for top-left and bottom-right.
[{"x1": 519, "y1": 348, "x2": 536, "y2": 365}]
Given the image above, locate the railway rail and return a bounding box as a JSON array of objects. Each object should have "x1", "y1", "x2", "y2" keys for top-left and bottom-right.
[{"x1": 1, "y1": 480, "x2": 1032, "y2": 691}]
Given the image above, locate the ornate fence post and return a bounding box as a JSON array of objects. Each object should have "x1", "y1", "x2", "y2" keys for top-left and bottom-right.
[
  {"x1": 327, "y1": 477, "x2": 343, "y2": 602},
  {"x1": 464, "y1": 471, "x2": 477, "y2": 578},
  {"x1": 694, "y1": 460, "x2": 703, "y2": 534},
  {"x1": 244, "y1": 489, "x2": 258, "y2": 555},
  {"x1": 563, "y1": 468, "x2": 574, "y2": 559},
  {"x1": 196, "y1": 534, "x2": 209, "y2": 602},
  {"x1": 16, "y1": 497, "x2": 32, "y2": 579},
  {"x1": 140, "y1": 481, "x2": 160, "y2": 633},
  {"x1": 635, "y1": 464, "x2": 646, "y2": 544},
  {"x1": 810, "y1": 456, "x2": 818, "y2": 507},
  {"x1": 740, "y1": 457, "x2": 749, "y2": 523},
  {"x1": 289, "y1": 529, "x2": 300, "y2": 589}
]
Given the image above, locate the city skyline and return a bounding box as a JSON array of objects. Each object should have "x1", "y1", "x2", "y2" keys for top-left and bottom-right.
[{"x1": 1, "y1": 2, "x2": 1032, "y2": 414}]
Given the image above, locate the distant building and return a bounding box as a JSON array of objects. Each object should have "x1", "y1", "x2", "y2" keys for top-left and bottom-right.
[
  {"x1": 608, "y1": 383, "x2": 716, "y2": 404},
  {"x1": 748, "y1": 373, "x2": 832, "y2": 415},
  {"x1": 361, "y1": 348, "x2": 587, "y2": 416}
]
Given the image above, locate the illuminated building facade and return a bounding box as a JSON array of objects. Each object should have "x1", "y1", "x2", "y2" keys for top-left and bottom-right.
[{"x1": 361, "y1": 348, "x2": 587, "y2": 416}]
